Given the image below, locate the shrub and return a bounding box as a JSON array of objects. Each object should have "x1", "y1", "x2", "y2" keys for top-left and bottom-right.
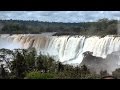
[{"x1": 25, "y1": 71, "x2": 55, "y2": 79}]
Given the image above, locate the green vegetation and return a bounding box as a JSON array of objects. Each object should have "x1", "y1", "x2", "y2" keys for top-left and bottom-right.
[
  {"x1": 0, "y1": 18, "x2": 118, "y2": 35},
  {"x1": 0, "y1": 48, "x2": 119, "y2": 79},
  {"x1": 25, "y1": 71, "x2": 55, "y2": 79}
]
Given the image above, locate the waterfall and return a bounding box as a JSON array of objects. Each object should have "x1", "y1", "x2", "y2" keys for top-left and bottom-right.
[{"x1": 1, "y1": 34, "x2": 120, "y2": 65}]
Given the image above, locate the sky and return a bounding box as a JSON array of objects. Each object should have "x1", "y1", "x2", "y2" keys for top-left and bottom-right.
[{"x1": 0, "y1": 11, "x2": 120, "y2": 22}]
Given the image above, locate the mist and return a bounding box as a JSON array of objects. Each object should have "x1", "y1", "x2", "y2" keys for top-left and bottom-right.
[{"x1": 0, "y1": 34, "x2": 21, "y2": 50}]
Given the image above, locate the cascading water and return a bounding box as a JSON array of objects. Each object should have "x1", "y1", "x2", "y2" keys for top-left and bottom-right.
[{"x1": 0, "y1": 34, "x2": 120, "y2": 66}]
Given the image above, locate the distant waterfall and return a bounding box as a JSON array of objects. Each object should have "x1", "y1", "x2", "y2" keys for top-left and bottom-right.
[{"x1": 1, "y1": 34, "x2": 120, "y2": 65}]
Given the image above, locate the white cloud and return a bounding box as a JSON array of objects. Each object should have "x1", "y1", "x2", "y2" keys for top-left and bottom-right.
[{"x1": 0, "y1": 11, "x2": 120, "y2": 22}]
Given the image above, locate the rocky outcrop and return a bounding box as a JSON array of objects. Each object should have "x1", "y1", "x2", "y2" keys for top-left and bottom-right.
[{"x1": 81, "y1": 51, "x2": 120, "y2": 74}]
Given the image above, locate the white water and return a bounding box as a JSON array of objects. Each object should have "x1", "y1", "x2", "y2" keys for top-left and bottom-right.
[{"x1": 1, "y1": 34, "x2": 120, "y2": 65}]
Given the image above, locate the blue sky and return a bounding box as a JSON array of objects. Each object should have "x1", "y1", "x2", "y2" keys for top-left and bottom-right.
[{"x1": 0, "y1": 11, "x2": 120, "y2": 22}]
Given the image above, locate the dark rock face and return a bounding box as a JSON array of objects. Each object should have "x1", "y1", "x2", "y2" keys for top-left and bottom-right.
[{"x1": 80, "y1": 51, "x2": 120, "y2": 74}]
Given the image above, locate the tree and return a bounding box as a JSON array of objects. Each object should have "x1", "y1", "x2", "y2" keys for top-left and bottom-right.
[
  {"x1": 0, "y1": 64, "x2": 6, "y2": 79},
  {"x1": 57, "y1": 62, "x2": 64, "y2": 72},
  {"x1": 112, "y1": 68, "x2": 120, "y2": 79},
  {"x1": 24, "y1": 48, "x2": 37, "y2": 71},
  {"x1": 100, "y1": 70, "x2": 109, "y2": 77},
  {"x1": 98, "y1": 18, "x2": 109, "y2": 22},
  {"x1": 87, "y1": 25, "x2": 97, "y2": 35},
  {"x1": 80, "y1": 65, "x2": 90, "y2": 75},
  {"x1": 10, "y1": 50, "x2": 27, "y2": 78},
  {"x1": 106, "y1": 23, "x2": 117, "y2": 34}
]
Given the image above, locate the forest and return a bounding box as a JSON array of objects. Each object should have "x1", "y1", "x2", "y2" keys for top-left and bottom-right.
[
  {"x1": 0, "y1": 48, "x2": 119, "y2": 79},
  {"x1": 0, "y1": 18, "x2": 118, "y2": 36}
]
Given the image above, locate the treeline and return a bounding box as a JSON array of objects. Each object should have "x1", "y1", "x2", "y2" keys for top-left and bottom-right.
[
  {"x1": 0, "y1": 48, "x2": 119, "y2": 79},
  {"x1": 0, "y1": 18, "x2": 118, "y2": 35}
]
